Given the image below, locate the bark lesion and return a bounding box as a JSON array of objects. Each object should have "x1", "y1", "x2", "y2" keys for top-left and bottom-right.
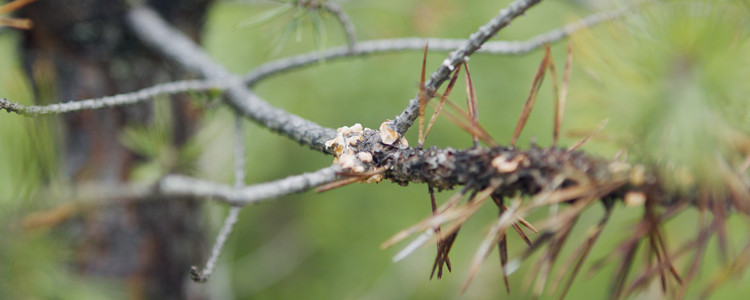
[{"x1": 8, "y1": 0, "x2": 745, "y2": 298}]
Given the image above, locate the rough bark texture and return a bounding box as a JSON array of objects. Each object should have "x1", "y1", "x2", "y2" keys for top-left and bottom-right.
[
  {"x1": 20, "y1": 1, "x2": 213, "y2": 299},
  {"x1": 348, "y1": 128, "x2": 628, "y2": 201}
]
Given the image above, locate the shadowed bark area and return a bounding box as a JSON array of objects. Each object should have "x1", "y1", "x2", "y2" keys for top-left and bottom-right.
[{"x1": 20, "y1": 1, "x2": 213, "y2": 298}]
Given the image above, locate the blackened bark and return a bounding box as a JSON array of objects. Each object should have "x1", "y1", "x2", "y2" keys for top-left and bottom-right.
[{"x1": 20, "y1": 1, "x2": 213, "y2": 299}]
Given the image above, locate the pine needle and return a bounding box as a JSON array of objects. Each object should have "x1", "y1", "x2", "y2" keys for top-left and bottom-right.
[{"x1": 511, "y1": 45, "x2": 551, "y2": 147}]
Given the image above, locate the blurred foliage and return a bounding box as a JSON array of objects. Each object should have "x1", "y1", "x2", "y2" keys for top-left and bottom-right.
[
  {"x1": 2, "y1": 0, "x2": 750, "y2": 299},
  {"x1": 234, "y1": 0, "x2": 331, "y2": 56},
  {"x1": 0, "y1": 34, "x2": 121, "y2": 298},
  {"x1": 119, "y1": 98, "x2": 205, "y2": 183},
  {"x1": 570, "y1": 0, "x2": 750, "y2": 193}
]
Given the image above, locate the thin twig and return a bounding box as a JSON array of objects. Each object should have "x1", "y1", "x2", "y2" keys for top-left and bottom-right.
[
  {"x1": 20, "y1": 166, "x2": 339, "y2": 209},
  {"x1": 158, "y1": 165, "x2": 341, "y2": 206},
  {"x1": 0, "y1": 80, "x2": 221, "y2": 115},
  {"x1": 191, "y1": 115, "x2": 248, "y2": 283},
  {"x1": 233, "y1": 116, "x2": 247, "y2": 189},
  {"x1": 389, "y1": 0, "x2": 543, "y2": 136},
  {"x1": 243, "y1": 2, "x2": 635, "y2": 86},
  {"x1": 3, "y1": 7, "x2": 628, "y2": 121},
  {"x1": 384, "y1": 0, "x2": 643, "y2": 137},
  {"x1": 320, "y1": 0, "x2": 357, "y2": 52},
  {"x1": 126, "y1": 6, "x2": 337, "y2": 153},
  {"x1": 192, "y1": 206, "x2": 241, "y2": 282}
]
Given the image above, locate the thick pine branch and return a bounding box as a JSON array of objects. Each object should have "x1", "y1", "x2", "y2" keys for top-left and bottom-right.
[
  {"x1": 5, "y1": 1, "x2": 746, "y2": 297},
  {"x1": 126, "y1": 6, "x2": 337, "y2": 153},
  {"x1": 1, "y1": 7, "x2": 627, "y2": 118}
]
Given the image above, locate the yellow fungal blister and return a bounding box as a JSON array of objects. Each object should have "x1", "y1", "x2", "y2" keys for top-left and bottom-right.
[
  {"x1": 492, "y1": 154, "x2": 526, "y2": 173},
  {"x1": 324, "y1": 122, "x2": 406, "y2": 185},
  {"x1": 357, "y1": 152, "x2": 373, "y2": 163},
  {"x1": 379, "y1": 121, "x2": 399, "y2": 145},
  {"x1": 326, "y1": 123, "x2": 376, "y2": 175}
]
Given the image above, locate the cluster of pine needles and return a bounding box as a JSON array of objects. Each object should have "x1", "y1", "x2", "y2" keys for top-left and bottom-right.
[{"x1": 322, "y1": 40, "x2": 750, "y2": 299}]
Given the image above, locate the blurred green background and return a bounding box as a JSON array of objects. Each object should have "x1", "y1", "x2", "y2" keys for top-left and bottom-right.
[{"x1": 2, "y1": 0, "x2": 750, "y2": 299}]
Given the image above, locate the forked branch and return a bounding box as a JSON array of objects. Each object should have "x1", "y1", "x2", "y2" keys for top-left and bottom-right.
[
  {"x1": 389, "y1": 0, "x2": 543, "y2": 136},
  {"x1": 5, "y1": 1, "x2": 717, "y2": 298},
  {"x1": 127, "y1": 6, "x2": 337, "y2": 153},
  {"x1": 190, "y1": 115, "x2": 248, "y2": 283},
  {"x1": 2, "y1": 5, "x2": 629, "y2": 125}
]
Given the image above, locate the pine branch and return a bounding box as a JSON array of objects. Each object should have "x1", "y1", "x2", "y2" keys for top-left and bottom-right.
[
  {"x1": 388, "y1": 0, "x2": 542, "y2": 137},
  {"x1": 319, "y1": 0, "x2": 357, "y2": 52},
  {"x1": 513, "y1": 3, "x2": 634, "y2": 55},
  {"x1": 190, "y1": 115, "x2": 246, "y2": 282},
  {"x1": 4, "y1": 0, "x2": 746, "y2": 297},
  {"x1": 0, "y1": 80, "x2": 219, "y2": 115},
  {"x1": 130, "y1": 0, "x2": 544, "y2": 152},
  {"x1": 24, "y1": 166, "x2": 335, "y2": 208},
  {"x1": 24, "y1": 165, "x2": 340, "y2": 209},
  {"x1": 126, "y1": 6, "x2": 338, "y2": 153},
  {"x1": 232, "y1": 116, "x2": 247, "y2": 189},
  {"x1": 191, "y1": 115, "x2": 247, "y2": 283},
  {"x1": 191, "y1": 206, "x2": 240, "y2": 282},
  {"x1": 1, "y1": 7, "x2": 625, "y2": 119},
  {"x1": 157, "y1": 165, "x2": 341, "y2": 206},
  {"x1": 243, "y1": 4, "x2": 635, "y2": 85}
]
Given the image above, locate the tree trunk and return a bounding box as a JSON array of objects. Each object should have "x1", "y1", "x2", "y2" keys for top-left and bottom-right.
[{"x1": 20, "y1": 1, "x2": 213, "y2": 299}]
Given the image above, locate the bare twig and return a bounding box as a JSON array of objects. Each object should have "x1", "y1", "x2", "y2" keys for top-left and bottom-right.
[
  {"x1": 192, "y1": 205, "x2": 241, "y2": 282},
  {"x1": 3, "y1": 7, "x2": 627, "y2": 120},
  {"x1": 0, "y1": 80, "x2": 221, "y2": 115},
  {"x1": 388, "y1": 0, "x2": 542, "y2": 136},
  {"x1": 233, "y1": 116, "x2": 248, "y2": 189},
  {"x1": 22, "y1": 165, "x2": 339, "y2": 209},
  {"x1": 7, "y1": 1, "x2": 743, "y2": 298},
  {"x1": 319, "y1": 0, "x2": 357, "y2": 52},
  {"x1": 509, "y1": 2, "x2": 635, "y2": 55},
  {"x1": 126, "y1": 6, "x2": 337, "y2": 153},
  {"x1": 191, "y1": 115, "x2": 248, "y2": 283},
  {"x1": 243, "y1": 3, "x2": 633, "y2": 86},
  {"x1": 158, "y1": 165, "x2": 341, "y2": 206}
]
